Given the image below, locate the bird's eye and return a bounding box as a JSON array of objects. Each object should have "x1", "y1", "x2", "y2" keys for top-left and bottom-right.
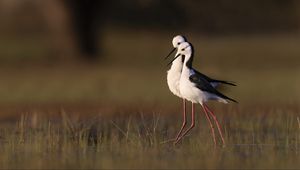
[
  {"x1": 182, "y1": 49, "x2": 185, "y2": 51},
  {"x1": 177, "y1": 42, "x2": 180, "y2": 45}
]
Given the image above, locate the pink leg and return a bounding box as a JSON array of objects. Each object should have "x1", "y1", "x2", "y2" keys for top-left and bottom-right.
[
  {"x1": 174, "y1": 99, "x2": 187, "y2": 141},
  {"x1": 161, "y1": 99, "x2": 187, "y2": 144},
  {"x1": 174, "y1": 103, "x2": 195, "y2": 145},
  {"x1": 202, "y1": 105, "x2": 217, "y2": 146},
  {"x1": 204, "y1": 103, "x2": 225, "y2": 145}
]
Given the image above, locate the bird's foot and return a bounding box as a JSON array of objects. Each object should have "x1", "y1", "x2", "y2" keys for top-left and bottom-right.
[
  {"x1": 173, "y1": 139, "x2": 180, "y2": 146},
  {"x1": 160, "y1": 138, "x2": 177, "y2": 145}
]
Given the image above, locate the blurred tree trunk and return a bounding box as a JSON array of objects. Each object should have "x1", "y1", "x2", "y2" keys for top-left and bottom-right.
[
  {"x1": 40, "y1": 0, "x2": 102, "y2": 61},
  {"x1": 66, "y1": 0, "x2": 101, "y2": 61}
]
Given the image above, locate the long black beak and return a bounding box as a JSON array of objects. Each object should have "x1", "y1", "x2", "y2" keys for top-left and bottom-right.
[
  {"x1": 164, "y1": 48, "x2": 176, "y2": 60},
  {"x1": 167, "y1": 53, "x2": 181, "y2": 66}
]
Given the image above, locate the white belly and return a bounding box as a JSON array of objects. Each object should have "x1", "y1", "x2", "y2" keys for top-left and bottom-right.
[{"x1": 179, "y1": 78, "x2": 205, "y2": 104}]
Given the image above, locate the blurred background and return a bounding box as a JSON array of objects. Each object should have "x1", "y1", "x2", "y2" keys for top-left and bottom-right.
[{"x1": 0, "y1": 0, "x2": 300, "y2": 117}]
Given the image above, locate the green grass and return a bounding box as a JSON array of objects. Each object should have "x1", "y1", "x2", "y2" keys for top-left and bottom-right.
[{"x1": 0, "y1": 105, "x2": 300, "y2": 169}]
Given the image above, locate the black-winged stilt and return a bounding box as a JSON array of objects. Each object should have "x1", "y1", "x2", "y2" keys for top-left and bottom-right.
[
  {"x1": 165, "y1": 36, "x2": 236, "y2": 145},
  {"x1": 171, "y1": 42, "x2": 237, "y2": 146}
]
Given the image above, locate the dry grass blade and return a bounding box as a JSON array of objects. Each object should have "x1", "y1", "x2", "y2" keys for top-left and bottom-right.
[
  {"x1": 110, "y1": 120, "x2": 128, "y2": 139},
  {"x1": 61, "y1": 110, "x2": 75, "y2": 135}
]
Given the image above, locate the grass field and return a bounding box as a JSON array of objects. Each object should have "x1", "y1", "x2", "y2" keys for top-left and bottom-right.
[
  {"x1": 1, "y1": 104, "x2": 300, "y2": 169},
  {"x1": 0, "y1": 31, "x2": 300, "y2": 169}
]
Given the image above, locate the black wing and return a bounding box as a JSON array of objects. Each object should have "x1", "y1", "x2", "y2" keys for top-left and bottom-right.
[
  {"x1": 189, "y1": 72, "x2": 237, "y2": 103},
  {"x1": 193, "y1": 69, "x2": 236, "y2": 86}
]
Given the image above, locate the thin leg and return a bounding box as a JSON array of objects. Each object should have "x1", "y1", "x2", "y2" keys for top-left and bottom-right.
[
  {"x1": 174, "y1": 103, "x2": 195, "y2": 145},
  {"x1": 174, "y1": 99, "x2": 187, "y2": 140},
  {"x1": 161, "y1": 99, "x2": 186, "y2": 144},
  {"x1": 202, "y1": 105, "x2": 217, "y2": 146},
  {"x1": 204, "y1": 103, "x2": 225, "y2": 145}
]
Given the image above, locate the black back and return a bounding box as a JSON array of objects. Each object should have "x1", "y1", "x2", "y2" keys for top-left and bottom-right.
[{"x1": 189, "y1": 72, "x2": 237, "y2": 103}]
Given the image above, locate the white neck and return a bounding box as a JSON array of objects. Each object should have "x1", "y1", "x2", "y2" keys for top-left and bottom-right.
[
  {"x1": 170, "y1": 56, "x2": 183, "y2": 69},
  {"x1": 181, "y1": 53, "x2": 193, "y2": 76},
  {"x1": 183, "y1": 53, "x2": 192, "y2": 67},
  {"x1": 169, "y1": 51, "x2": 183, "y2": 71}
]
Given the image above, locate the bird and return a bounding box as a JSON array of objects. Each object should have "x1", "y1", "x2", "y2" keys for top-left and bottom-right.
[
  {"x1": 166, "y1": 35, "x2": 187, "y2": 100},
  {"x1": 170, "y1": 42, "x2": 237, "y2": 146},
  {"x1": 165, "y1": 35, "x2": 189, "y2": 143},
  {"x1": 164, "y1": 36, "x2": 236, "y2": 144}
]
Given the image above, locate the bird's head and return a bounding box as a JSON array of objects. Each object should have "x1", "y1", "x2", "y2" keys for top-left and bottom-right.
[
  {"x1": 177, "y1": 42, "x2": 192, "y2": 56},
  {"x1": 167, "y1": 42, "x2": 192, "y2": 66},
  {"x1": 172, "y1": 35, "x2": 186, "y2": 48},
  {"x1": 164, "y1": 35, "x2": 187, "y2": 60}
]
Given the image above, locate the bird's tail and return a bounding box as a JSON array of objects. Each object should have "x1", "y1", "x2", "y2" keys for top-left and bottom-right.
[
  {"x1": 226, "y1": 96, "x2": 238, "y2": 103},
  {"x1": 216, "y1": 92, "x2": 238, "y2": 104},
  {"x1": 215, "y1": 80, "x2": 236, "y2": 86}
]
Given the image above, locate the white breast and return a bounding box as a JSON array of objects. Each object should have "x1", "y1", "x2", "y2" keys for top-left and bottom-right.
[{"x1": 167, "y1": 58, "x2": 183, "y2": 98}]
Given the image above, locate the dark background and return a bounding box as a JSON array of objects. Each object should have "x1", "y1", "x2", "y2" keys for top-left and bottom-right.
[{"x1": 1, "y1": 0, "x2": 300, "y2": 61}]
